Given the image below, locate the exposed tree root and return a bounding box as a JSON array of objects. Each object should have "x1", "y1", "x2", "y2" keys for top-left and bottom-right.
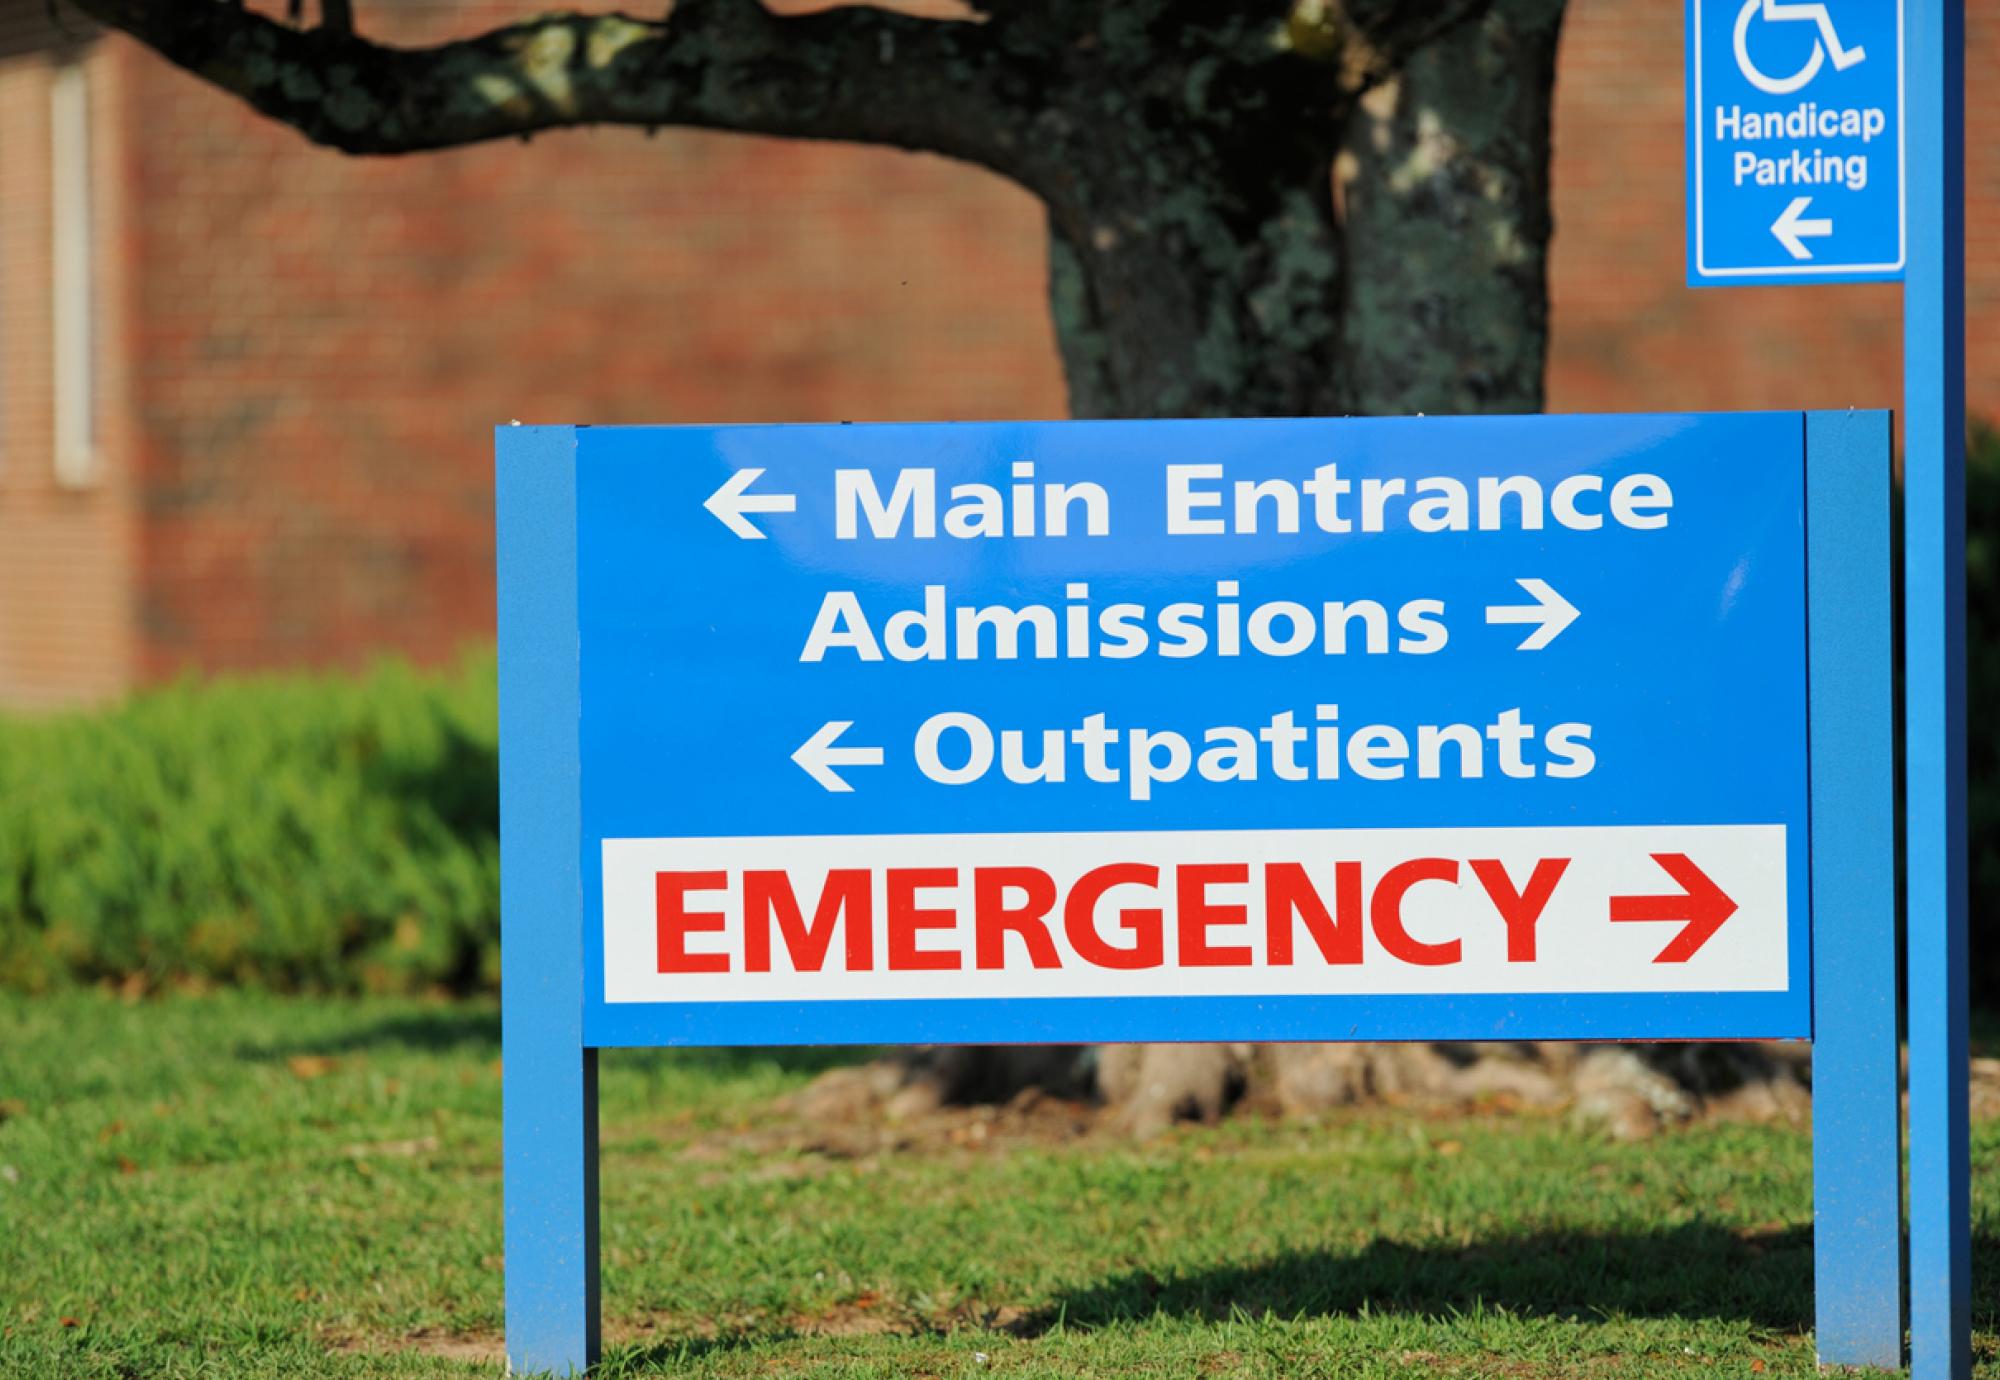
[{"x1": 796, "y1": 1040, "x2": 1816, "y2": 1142}]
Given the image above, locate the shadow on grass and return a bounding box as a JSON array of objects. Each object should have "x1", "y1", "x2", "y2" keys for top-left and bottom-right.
[
  {"x1": 234, "y1": 1006, "x2": 502, "y2": 1059},
  {"x1": 1022, "y1": 1225, "x2": 2000, "y2": 1338},
  {"x1": 1016, "y1": 1222, "x2": 1822, "y2": 1334},
  {"x1": 559, "y1": 1216, "x2": 2000, "y2": 1373},
  {"x1": 601, "y1": 1044, "x2": 879, "y2": 1081},
  {"x1": 596, "y1": 1222, "x2": 1848, "y2": 1371},
  {"x1": 234, "y1": 1007, "x2": 872, "y2": 1079}
]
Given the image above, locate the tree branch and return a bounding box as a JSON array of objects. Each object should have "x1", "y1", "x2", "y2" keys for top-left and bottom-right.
[{"x1": 67, "y1": 0, "x2": 1022, "y2": 168}]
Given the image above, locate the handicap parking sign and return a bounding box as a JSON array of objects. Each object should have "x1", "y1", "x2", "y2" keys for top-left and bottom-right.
[{"x1": 1687, "y1": 1, "x2": 1905, "y2": 284}]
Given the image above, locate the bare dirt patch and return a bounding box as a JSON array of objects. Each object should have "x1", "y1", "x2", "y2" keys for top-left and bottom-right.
[{"x1": 327, "y1": 1326, "x2": 506, "y2": 1368}]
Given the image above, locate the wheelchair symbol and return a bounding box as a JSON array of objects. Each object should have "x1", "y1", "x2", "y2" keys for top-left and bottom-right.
[{"x1": 1734, "y1": 0, "x2": 1865, "y2": 95}]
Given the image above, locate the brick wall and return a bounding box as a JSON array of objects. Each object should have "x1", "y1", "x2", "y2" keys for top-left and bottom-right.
[
  {"x1": 1, "y1": 2, "x2": 1993, "y2": 704},
  {"x1": 118, "y1": 14, "x2": 1063, "y2": 685}
]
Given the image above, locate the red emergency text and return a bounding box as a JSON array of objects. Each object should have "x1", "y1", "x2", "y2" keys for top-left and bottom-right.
[{"x1": 653, "y1": 858, "x2": 1572, "y2": 975}]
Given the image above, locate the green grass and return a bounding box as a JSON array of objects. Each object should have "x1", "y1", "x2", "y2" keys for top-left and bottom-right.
[{"x1": 1, "y1": 995, "x2": 1995, "y2": 1377}]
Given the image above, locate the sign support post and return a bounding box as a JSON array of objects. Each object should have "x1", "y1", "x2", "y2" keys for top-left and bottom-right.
[
  {"x1": 1807, "y1": 411, "x2": 1903, "y2": 1368},
  {"x1": 499, "y1": 426, "x2": 601, "y2": 1377},
  {"x1": 1905, "y1": 1, "x2": 1970, "y2": 1375}
]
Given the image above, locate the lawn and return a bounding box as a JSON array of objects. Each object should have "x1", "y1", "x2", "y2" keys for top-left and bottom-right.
[{"x1": 1, "y1": 994, "x2": 1995, "y2": 1377}]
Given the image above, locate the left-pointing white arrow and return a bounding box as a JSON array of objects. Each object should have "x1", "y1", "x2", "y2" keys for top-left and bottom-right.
[
  {"x1": 704, "y1": 467, "x2": 797, "y2": 539},
  {"x1": 1485, "y1": 578, "x2": 1579, "y2": 651},
  {"x1": 792, "y1": 720, "x2": 885, "y2": 793},
  {"x1": 1770, "y1": 195, "x2": 1834, "y2": 261}
]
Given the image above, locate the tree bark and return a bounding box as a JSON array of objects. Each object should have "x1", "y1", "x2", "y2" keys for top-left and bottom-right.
[
  {"x1": 1338, "y1": 0, "x2": 1565, "y2": 415},
  {"x1": 1042, "y1": 0, "x2": 1564, "y2": 421},
  {"x1": 1030, "y1": 0, "x2": 1567, "y2": 1132}
]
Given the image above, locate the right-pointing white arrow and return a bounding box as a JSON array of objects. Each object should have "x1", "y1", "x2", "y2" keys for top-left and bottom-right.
[
  {"x1": 1486, "y1": 578, "x2": 1579, "y2": 651},
  {"x1": 1770, "y1": 195, "x2": 1834, "y2": 261},
  {"x1": 792, "y1": 720, "x2": 884, "y2": 793},
  {"x1": 704, "y1": 467, "x2": 797, "y2": 540}
]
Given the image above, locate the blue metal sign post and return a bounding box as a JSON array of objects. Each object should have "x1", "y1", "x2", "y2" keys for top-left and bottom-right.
[
  {"x1": 1691, "y1": 0, "x2": 1969, "y2": 1372},
  {"x1": 1686, "y1": 0, "x2": 1905, "y2": 284},
  {"x1": 1904, "y1": 0, "x2": 1970, "y2": 1375},
  {"x1": 498, "y1": 412, "x2": 1895, "y2": 1375}
]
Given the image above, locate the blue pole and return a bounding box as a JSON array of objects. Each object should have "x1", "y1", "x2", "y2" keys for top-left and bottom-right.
[
  {"x1": 1904, "y1": 0, "x2": 1969, "y2": 1375},
  {"x1": 1808, "y1": 410, "x2": 1904, "y2": 1368},
  {"x1": 498, "y1": 426, "x2": 600, "y2": 1376}
]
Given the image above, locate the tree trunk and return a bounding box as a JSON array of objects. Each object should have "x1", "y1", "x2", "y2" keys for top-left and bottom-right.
[
  {"x1": 1045, "y1": 1, "x2": 1564, "y2": 422},
  {"x1": 1044, "y1": 173, "x2": 1345, "y2": 419},
  {"x1": 1339, "y1": 2, "x2": 1564, "y2": 415},
  {"x1": 1037, "y1": 0, "x2": 1569, "y2": 1135}
]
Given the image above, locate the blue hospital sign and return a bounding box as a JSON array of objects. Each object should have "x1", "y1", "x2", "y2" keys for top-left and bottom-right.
[
  {"x1": 561, "y1": 414, "x2": 1815, "y2": 1049},
  {"x1": 1687, "y1": 0, "x2": 1905, "y2": 284},
  {"x1": 499, "y1": 412, "x2": 1901, "y2": 1374}
]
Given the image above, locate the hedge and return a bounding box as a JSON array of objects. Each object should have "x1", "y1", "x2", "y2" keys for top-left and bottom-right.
[{"x1": 0, "y1": 652, "x2": 499, "y2": 992}]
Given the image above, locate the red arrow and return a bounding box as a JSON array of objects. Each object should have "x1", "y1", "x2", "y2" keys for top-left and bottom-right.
[{"x1": 1609, "y1": 853, "x2": 1738, "y2": 963}]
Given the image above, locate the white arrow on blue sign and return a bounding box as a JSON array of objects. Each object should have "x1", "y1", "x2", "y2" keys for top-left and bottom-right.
[{"x1": 1687, "y1": 0, "x2": 1904, "y2": 284}]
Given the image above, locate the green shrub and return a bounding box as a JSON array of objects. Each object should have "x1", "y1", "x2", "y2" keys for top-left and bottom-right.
[{"x1": 0, "y1": 652, "x2": 499, "y2": 993}]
